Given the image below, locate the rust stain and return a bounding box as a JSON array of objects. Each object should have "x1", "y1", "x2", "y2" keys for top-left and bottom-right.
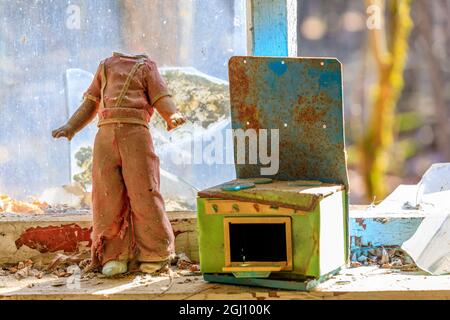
[
  {"x1": 229, "y1": 63, "x2": 249, "y2": 104},
  {"x1": 15, "y1": 224, "x2": 92, "y2": 253},
  {"x1": 294, "y1": 105, "x2": 328, "y2": 125},
  {"x1": 297, "y1": 95, "x2": 306, "y2": 104},
  {"x1": 318, "y1": 92, "x2": 333, "y2": 104},
  {"x1": 268, "y1": 291, "x2": 280, "y2": 298},
  {"x1": 295, "y1": 92, "x2": 333, "y2": 128},
  {"x1": 236, "y1": 103, "x2": 261, "y2": 129}
]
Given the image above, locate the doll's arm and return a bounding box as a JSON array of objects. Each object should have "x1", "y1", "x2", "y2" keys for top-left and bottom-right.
[
  {"x1": 53, "y1": 61, "x2": 103, "y2": 140},
  {"x1": 52, "y1": 98, "x2": 98, "y2": 140},
  {"x1": 153, "y1": 96, "x2": 186, "y2": 130},
  {"x1": 144, "y1": 59, "x2": 185, "y2": 131}
]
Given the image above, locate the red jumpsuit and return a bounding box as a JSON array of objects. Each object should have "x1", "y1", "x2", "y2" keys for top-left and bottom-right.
[{"x1": 83, "y1": 52, "x2": 175, "y2": 267}]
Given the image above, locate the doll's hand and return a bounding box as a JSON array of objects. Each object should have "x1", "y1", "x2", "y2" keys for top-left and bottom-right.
[
  {"x1": 52, "y1": 124, "x2": 75, "y2": 141},
  {"x1": 169, "y1": 112, "x2": 186, "y2": 130}
]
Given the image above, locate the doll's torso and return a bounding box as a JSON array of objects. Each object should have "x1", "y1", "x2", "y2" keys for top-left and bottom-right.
[
  {"x1": 102, "y1": 52, "x2": 151, "y2": 111},
  {"x1": 83, "y1": 52, "x2": 171, "y2": 125}
]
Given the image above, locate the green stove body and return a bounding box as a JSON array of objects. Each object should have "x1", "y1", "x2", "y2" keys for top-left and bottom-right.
[{"x1": 197, "y1": 56, "x2": 349, "y2": 290}]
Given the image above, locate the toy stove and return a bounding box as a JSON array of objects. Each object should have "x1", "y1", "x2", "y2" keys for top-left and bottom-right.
[{"x1": 197, "y1": 56, "x2": 349, "y2": 290}]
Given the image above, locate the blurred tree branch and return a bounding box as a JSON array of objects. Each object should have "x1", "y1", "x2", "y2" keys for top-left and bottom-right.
[{"x1": 359, "y1": 0, "x2": 413, "y2": 200}]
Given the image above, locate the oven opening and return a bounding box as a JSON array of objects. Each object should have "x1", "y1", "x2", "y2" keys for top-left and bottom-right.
[{"x1": 228, "y1": 222, "x2": 288, "y2": 263}]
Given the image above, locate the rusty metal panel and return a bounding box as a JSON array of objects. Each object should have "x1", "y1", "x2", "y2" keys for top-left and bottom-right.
[{"x1": 228, "y1": 56, "x2": 348, "y2": 188}]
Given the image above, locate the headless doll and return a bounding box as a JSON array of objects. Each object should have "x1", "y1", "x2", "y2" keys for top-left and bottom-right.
[{"x1": 52, "y1": 52, "x2": 185, "y2": 276}]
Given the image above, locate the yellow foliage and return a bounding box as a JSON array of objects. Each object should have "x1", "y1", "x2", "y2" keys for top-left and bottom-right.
[{"x1": 359, "y1": 0, "x2": 413, "y2": 199}]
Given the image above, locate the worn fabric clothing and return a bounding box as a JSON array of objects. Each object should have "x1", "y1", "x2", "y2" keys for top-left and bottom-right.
[
  {"x1": 98, "y1": 107, "x2": 151, "y2": 128},
  {"x1": 83, "y1": 52, "x2": 171, "y2": 116},
  {"x1": 91, "y1": 123, "x2": 174, "y2": 265},
  {"x1": 86, "y1": 52, "x2": 175, "y2": 267}
]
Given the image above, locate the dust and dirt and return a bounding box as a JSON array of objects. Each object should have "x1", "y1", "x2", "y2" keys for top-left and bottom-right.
[{"x1": 350, "y1": 246, "x2": 419, "y2": 272}]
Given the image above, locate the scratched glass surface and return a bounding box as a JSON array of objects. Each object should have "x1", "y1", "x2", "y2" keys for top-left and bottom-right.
[{"x1": 0, "y1": 0, "x2": 245, "y2": 211}]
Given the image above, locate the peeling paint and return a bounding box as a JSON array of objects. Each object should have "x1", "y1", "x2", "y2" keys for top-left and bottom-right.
[
  {"x1": 15, "y1": 224, "x2": 92, "y2": 253},
  {"x1": 355, "y1": 218, "x2": 367, "y2": 230}
]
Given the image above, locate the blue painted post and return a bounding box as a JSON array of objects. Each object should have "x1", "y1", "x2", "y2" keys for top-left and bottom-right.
[{"x1": 248, "y1": 0, "x2": 289, "y2": 56}]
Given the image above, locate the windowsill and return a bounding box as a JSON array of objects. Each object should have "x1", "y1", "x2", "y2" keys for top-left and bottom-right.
[{"x1": 0, "y1": 210, "x2": 195, "y2": 222}]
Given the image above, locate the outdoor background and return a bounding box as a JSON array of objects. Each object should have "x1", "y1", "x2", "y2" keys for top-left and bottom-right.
[{"x1": 0, "y1": 0, "x2": 448, "y2": 206}]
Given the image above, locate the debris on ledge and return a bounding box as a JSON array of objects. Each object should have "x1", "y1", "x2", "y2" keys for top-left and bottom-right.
[{"x1": 351, "y1": 163, "x2": 450, "y2": 276}]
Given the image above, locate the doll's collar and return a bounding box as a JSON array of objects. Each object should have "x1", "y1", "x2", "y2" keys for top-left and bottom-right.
[{"x1": 113, "y1": 51, "x2": 148, "y2": 59}]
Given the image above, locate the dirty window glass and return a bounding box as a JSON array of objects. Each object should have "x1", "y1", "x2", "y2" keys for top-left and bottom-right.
[{"x1": 0, "y1": 0, "x2": 246, "y2": 212}]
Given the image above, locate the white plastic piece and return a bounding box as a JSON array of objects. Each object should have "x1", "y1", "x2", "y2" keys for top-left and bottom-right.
[
  {"x1": 416, "y1": 163, "x2": 450, "y2": 210},
  {"x1": 402, "y1": 163, "x2": 450, "y2": 275},
  {"x1": 402, "y1": 213, "x2": 450, "y2": 275}
]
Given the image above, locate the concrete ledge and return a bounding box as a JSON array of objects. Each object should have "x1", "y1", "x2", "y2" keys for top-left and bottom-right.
[
  {"x1": 0, "y1": 205, "x2": 424, "y2": 264},
  {"x1": 0, "y1": 211, "x2": 198, "y2": 264}
]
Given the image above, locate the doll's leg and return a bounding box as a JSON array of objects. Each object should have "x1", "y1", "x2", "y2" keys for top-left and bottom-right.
[
  {"x1": 91, "y1": 126, "x2": 132, "y2": 268},
  {"x1": 118, "y1": 125, "x2": 175, "y2": 263}
]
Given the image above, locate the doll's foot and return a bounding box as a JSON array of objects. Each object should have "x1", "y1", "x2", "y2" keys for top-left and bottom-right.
[
  {"x1": 139, "y1": 260, "x2": 168, "y2": 274},
  {"x1": 102, "y1": 260, "x2": 128, "y2": 277}
]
